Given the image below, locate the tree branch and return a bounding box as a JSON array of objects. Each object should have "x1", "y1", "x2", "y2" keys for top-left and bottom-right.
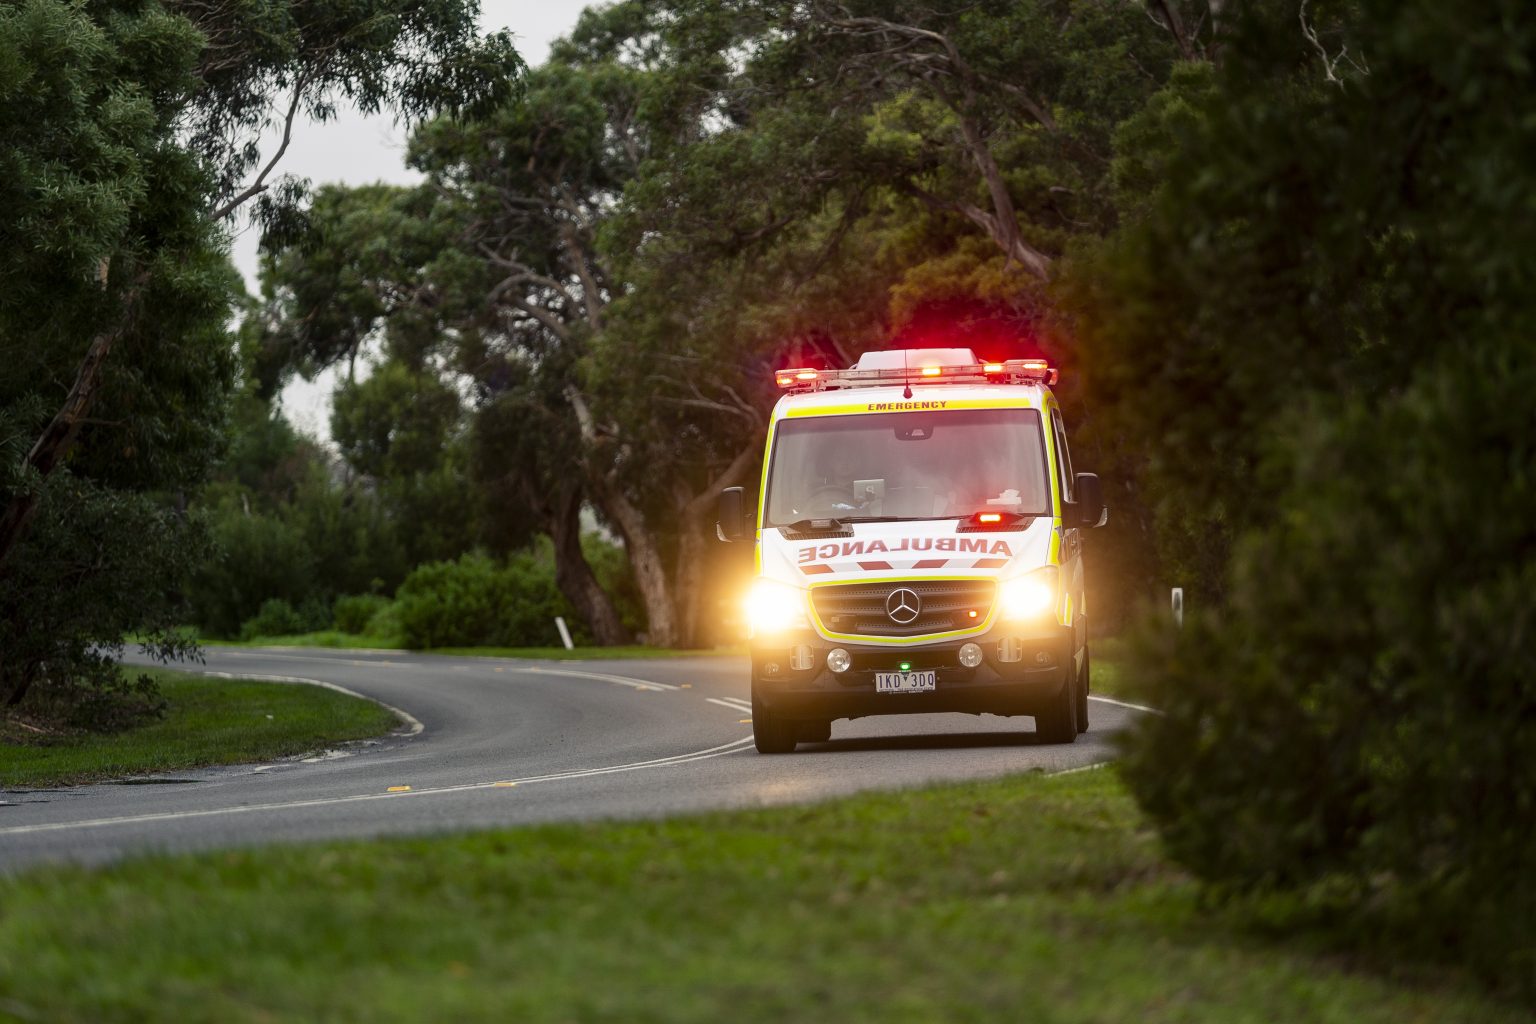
[{"x1": 209, "y1": 79, "x2": 306, "y2": 222}]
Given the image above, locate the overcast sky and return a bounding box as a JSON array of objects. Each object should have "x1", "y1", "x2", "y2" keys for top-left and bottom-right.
[{"x1": 238, "y1": 1, "x2": 599, "y2": 437}]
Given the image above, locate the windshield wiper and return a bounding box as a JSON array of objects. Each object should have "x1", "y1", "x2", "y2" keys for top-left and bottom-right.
[{"x1": 779, "y1": 517, "x2": 854, "y2": 537}]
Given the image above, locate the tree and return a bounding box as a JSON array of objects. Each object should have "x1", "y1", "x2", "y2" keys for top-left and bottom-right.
[
  {"x1": 1079, "y1": 0, "x2": 1536, "y2": 993},
  {"x1": 0, "y1": 0, "x2": 520, "y2": 707}
]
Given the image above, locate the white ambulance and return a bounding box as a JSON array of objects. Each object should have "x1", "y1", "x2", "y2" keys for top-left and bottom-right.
[{"x1": 717, "y1": 348, "x2": 1105, "y2": 753}]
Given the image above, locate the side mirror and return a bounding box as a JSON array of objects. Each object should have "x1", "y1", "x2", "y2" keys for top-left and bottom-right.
[
  {"x1": 717, "y1": 486, "x2": 747, "y2": 542},
  {"x1": 1073, "y1": 472, "x2": 1106, "y2": 528}
]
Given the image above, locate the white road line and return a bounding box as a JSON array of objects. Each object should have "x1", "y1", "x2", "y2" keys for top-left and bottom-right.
[
  {"x1": 199, "y1": 671, "x2": 425, "y2": 736},
  {"x1": 1047, "y1": 761, "x2": 1110, "y2": 777},
  {"x1": 0, "y1": 736, "x2": 756, "y2": 838},
  {"x1": 219, "y1": 651, "x2": 407, "y2": 669},
  {"x1": 522, "y1": 666, "x2": 680, "y2": 692},
  {"x1": 1088, "y1": 694, "x2": 1163, "y2": 716},
  {"x1": 706, "y1": 697, "x2": 752, "y2": 713}
]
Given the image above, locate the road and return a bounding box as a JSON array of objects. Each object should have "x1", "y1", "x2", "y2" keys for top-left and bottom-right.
[{"x1": 0, "y1": 646, "x2": 1146, "y2": 872}]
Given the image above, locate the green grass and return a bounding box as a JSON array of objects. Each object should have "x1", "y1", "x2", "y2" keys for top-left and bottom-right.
[
  {"x1": 198, "y1": 632, "x2": 743, "y2": 660},
  {"x1": 0, "y1": 769, "x2": 1518, "y2": 1022},
  {"x1": 0, "y1": 670, "x2": 402, "y2": 789}
]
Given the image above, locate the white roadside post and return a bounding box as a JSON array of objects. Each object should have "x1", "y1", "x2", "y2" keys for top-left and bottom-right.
[
  {"x1": 1171, "y1": 588, "x2": 1184, "y2": 628},
  {"x1": 554, "y1": 616, "x2": 575, "y2": 650}
]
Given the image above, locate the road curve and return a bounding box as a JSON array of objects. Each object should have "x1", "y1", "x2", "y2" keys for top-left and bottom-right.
[{"x1": 0, "y1": 646, "x2": 1146, "y2": 872}]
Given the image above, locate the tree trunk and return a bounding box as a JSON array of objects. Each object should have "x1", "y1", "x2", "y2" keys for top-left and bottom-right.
[
  {"x1": 594, "y1": 482, "x2": 679, "y2": 648},
  {"x1": 0, "y1": 272, "x2": 146, "y2": 572},
  {"x1": 4, "y1": 660, "x2": 38, "y2": 708},
  {"x1": 547, "y1": 484, "x2": 632, "y2": 646},
  {"x1": 675, "y1": 513, "x2": 713, "y2": 648}
]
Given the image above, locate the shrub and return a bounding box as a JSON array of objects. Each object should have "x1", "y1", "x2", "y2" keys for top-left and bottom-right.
[
  {"x1": 333, "y1": 594, "x2": 391, "y2": 635},
  {"x1": 1118, "y1": 349, "x2": 1536, "y2": 994},
  {"x1": 239, "y1": 598, "x2": 306, "y2": 640},
  {"x1": 395, "y1": 547, "x2": 573, "y2": 649},
  {"x1": 187, "y1": 503, "x2": 315, "y2": 639},
  {"x1": 364, "y1": 600, "x2": 404, "y2": 644}
]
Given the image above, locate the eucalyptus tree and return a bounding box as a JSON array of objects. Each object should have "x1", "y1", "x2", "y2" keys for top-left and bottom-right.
[{"x1": 0, "y1": 0, "x2": 520, "y2": 708}]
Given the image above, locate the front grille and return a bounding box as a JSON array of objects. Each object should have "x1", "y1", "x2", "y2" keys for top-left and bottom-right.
[{"x1": 811, "y1": 580, "x2": 996, "y2": 637}]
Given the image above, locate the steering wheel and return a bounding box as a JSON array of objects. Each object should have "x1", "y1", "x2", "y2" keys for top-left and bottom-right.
[{"x1": 803, "y1": 484, "x2": 854, "y2": 511}]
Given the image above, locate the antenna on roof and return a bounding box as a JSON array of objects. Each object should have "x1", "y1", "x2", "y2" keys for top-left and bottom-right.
[{"x1": 902, "y1": 349, "x2": 913, "y2": 399}]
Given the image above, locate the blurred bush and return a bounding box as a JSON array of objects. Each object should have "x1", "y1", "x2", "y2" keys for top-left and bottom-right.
[
  {"x1": 395, "y1": 543, "x2": 575, "y2": 649},
  {"x1": 187, "y1": 506, "x2": 315, "y2": 639},
  {"x1": 333, "y1": 594, "x2": 391, "y2": 635},
  {"x1": 239, "y1": 598, "x2": 306, "y2": 640}
]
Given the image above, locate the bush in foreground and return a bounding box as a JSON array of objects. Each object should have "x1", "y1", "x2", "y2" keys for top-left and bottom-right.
[{"x1": 1119, "y1": 348, "x2": 1536, "y2": 995}]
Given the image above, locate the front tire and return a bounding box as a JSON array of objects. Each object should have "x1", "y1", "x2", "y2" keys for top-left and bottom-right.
[
  {"x1": 752, "y1": 687, "x2": 798, "y2": 753},
  {"x1": 798, "y1": 719, "x2": 832, "y2": 744},
  {"x1": 1035, "y1": 670, "x2": 1079, "y2": 744}
]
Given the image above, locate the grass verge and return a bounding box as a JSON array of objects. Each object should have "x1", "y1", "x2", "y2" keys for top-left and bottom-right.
[
  {"x1": 1, "y1": 670, "x2": 401, "y2": 789},
  {"x1": 197, "y1": 632, "x2": 743, "y2": 660},
  {"x1": 0, "y1": 770, "x2": 1520, "y2": 1022}
]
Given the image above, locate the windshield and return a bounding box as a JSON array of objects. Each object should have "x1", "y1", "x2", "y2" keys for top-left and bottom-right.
[{"x1": 763, "y1": 409, "x2": 1050, "y2": 526}]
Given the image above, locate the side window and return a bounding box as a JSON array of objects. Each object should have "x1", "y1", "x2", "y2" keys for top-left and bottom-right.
[{"x1": 1051, "y1": 408, "x2": 1074, "y2": 504}]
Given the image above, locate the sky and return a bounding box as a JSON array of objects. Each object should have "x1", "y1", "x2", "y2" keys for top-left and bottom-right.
[{"x1": 234, "y1": 0, "x2": 599, "y2": 439}]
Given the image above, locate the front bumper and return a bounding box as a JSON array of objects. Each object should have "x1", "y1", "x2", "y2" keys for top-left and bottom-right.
[{"x1": 751, "y1": 626, "x2": 1075, "y2": 722}]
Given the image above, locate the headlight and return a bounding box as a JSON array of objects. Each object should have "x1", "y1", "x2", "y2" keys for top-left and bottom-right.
[
  {"x1": 999, "y1": 568, "x2": 1059, "y2": 620},
  {"x1": 744, "y1": 579, "x2": 807, "y2": 634}
]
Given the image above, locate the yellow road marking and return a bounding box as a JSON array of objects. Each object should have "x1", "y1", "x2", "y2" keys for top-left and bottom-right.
[
  {"x1": 493, "y1": 782, "x2": 517, "y2": 788},
  {"x1": 739, "y1": 718, "x2": 752, "y2": 723},
  {"x1": 387, "y1": 786, "x2": 411, "y2": 792}
]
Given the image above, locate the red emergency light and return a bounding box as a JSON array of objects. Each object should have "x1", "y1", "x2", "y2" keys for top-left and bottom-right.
[{"x1": 775, "y1": 358, "x2": 1058, "y2": 392}]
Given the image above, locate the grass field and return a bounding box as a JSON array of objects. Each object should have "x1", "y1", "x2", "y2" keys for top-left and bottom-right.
[
  {"x1": 0, "y1": 770, "x2": 1522, "y2": 1022},
  {"x1": 1, "y1": 670, "x2": 402, "y2": 789}
]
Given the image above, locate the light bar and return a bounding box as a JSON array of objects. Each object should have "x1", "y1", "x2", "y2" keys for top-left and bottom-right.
[
  {"x1": 775, "y1": 368, "x2": 820, "y2": 388},
  {"x1": 774, "y1": 358, "x2": 1058, "y2": 392}
]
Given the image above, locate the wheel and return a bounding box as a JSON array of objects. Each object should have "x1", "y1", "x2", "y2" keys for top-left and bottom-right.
[
  {"x1": 1076, "y1": 647, "x2": 1090, "y2": 734},
  {"x1": 797, "y1": 719, "x2": 832, "y2": 744},
  {"x1": 752, "y1": 687, "x2": 798, "y2": 753},
  {"x1": 1034, "y1": 669, "x2": 1079, "y2": 744}
]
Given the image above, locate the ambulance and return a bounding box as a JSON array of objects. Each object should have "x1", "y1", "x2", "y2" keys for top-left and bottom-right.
[{"x1": 717, "y1": 348, "x2": 1105, "y2": 753}]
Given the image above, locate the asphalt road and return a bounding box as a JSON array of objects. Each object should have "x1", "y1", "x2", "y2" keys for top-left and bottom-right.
[{"x1": 0, "y1": 646, "x2": 1147, "y2": 872}]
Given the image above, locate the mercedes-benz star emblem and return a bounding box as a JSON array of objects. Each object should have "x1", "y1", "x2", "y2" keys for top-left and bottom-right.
[{"x1": 886, "y1": 588, "x2": 921, "y2": 625}]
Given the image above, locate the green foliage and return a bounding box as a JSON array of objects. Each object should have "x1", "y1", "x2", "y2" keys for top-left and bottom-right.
[
  {"x1": 333, "y1": 593, "x2": 391, "y2": 635},
  {"x1": 1081, "y1": 0, "x2": 1536, "y2": 996},
  {"x1": 239, "y1": 598, "x2": 307, "y2": 641},
  {"x1": 1, "y1": 0, "x2": 520, "y2": 716},
  {"x1": 395, "y1": 546, "x2": 576, "y2": 649},
  {"x1": 0, "y1": 477, "x2": 206, "y2": 721},
  {"x1": 187, "y1": 503, "x2": 315, "y2": 639}
]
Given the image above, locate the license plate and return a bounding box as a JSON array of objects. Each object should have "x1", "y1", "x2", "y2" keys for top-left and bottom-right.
[{"x1": 874, "y1": 670, "x2": 936, "y2": 694}]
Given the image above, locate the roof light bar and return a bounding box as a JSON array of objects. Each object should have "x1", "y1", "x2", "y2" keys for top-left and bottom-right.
[
  {"x1": 774, "y1": 357, "x2": 1058, "y2": 392},
  {"x1": 775, "y1": 368, "x2": 819, "y2": 388}
]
